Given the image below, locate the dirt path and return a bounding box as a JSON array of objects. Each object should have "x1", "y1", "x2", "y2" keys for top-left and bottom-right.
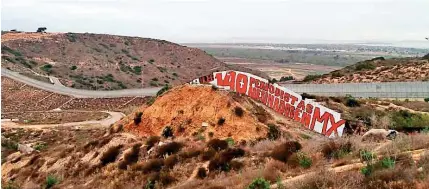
[{"x1": 1, "y1": 111, "x2": 124, "y2": 129}]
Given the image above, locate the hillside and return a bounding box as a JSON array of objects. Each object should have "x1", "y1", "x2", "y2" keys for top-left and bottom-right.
[
  {"x1": 305, "y1": 56, "x2": 429, "y2": 84},
  {"x1": 1, "y1": 32, "x2": 268, "y2": 90}
]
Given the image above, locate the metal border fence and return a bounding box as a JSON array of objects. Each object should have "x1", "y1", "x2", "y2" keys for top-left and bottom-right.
[{"x1": 282, "y1": 81, "x2": 429, "y2": 98}]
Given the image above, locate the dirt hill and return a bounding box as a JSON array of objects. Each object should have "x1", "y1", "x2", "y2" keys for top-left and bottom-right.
[
  {"x1": 119, "y1": 85, "x2": 277, "y2": 141},
  {"x1": 305, "y1": 56, "x2": 429, "y2": 84},
  {"x1": 1, "y1": 32, "x2": 268, "y2": 90}
]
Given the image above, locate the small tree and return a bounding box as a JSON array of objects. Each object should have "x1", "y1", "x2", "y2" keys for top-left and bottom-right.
[{"x1": 36, "y1": 27, "x2": 47, "y2": 33}]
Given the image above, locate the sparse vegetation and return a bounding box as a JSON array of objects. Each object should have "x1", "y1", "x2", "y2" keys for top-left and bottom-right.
[
  {"x1": 156, "y1": 85, "x2": 171, "y2": 96},
  {"x1": 70, "y1": 65, "x2": 77, "y2": 70}
]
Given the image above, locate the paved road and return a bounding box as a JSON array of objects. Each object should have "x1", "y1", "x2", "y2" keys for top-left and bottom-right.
[
  {"x1": 1, "y1": 111, "x2": 125, "y2": 129},
  {"x1": 1, "y1": 69, "x2": 162, "y2": 98}
]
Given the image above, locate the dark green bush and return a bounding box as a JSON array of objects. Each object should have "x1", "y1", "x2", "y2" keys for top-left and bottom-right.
[
  {"x1": 161, "y1": 126, "x2": 174, "y2": 138},
  {"x1": 247, "y1": 178, "x2": 270, "y2": 189},
  {"x1": 302, "y1": 74, "x2": 322, "y2": 82}
]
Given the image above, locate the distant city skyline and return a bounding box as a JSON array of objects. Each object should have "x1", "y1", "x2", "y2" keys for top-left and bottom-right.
[{"x1": 2, "y1": 0, "x2": 429, "y2": 48}]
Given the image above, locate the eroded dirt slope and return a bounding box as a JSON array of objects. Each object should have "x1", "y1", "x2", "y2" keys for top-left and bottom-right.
[{"x1": 122, "y1": 85, "x2": 274, "y2": 141}]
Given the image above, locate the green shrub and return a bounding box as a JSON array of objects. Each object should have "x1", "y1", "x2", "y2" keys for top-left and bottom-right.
[
  {"x1": 1, "y1": 46, "x2": 22, "y2": 56},
  {"x1": 279, "y1": 76, "x2": 294, "y2": 82},
  {"x1": 40, "y1": 64, "x2": 53, "y2": 73},
  {"x1": 298, "y1": 153, "x2": 312, "y2": 168},
  {"x1": 149, "y1": 59, "x2": 155, "y2": 63},
  {"x1": 424, "y1": 98, "x2": 429, "y2": 102},
  {"x1": 391, "y1": 110, "x2": 429, "y2": 129},
  {"x1": 361, "y1": 165, "x2": 374, "y2": 176},
  {"x1": 133, "y1": 66, "x2": 142, "y2": 74},
  {"x1": 345, "y1": 95, "x2": 360, "y2": 107},
  {"x1": 355, "y1": 62, "x2": 376, "y2": 71},
  {"x1": 2, "y1": 140, "x2": 18, "y2": 150},
  {"x1": 70, "y1": 65, "x2": 77, "y2": 70},
  {"x1": 226, "y1": 137, "x2": 234, "y2": 147},
  {"x1": 146, "y1": 97, "x2": 155, "y2": 106},
  {"x1": 247, "y1": 178, "x2": 270, "y2": 189},
  {"x1": 172, "y1": 72, "x2": 178, "y2": 77},
  {"x1": 156, "y1": 85, "x2": 171, "y2": 96},
  {"x1": 302, "y1": 74, "x2": 322, "y2": 82},
  {"x1": 33, "y1": 143, "x2": 47, "y2": 151},
  {"x1": 380, "y1": 157, "x2": 395, "y2": 169},
  {"x1": 66, "y1": 33, "x2": 77, "y2": 42},
  {"x1": 360, "y1": 150, "x2": 375, "y2": 162},
  {"x1": 45, "y1": 175, "x2": 58, "y2": 189}
]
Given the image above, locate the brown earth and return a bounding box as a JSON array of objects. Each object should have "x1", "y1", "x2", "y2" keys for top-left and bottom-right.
[
  {"x1": 1, "y1": 32, "x2": 268, "y2": 90},
  {"x1": 122, "y1": 85, "x2": 274, "y2": 141},
  {"x1": 308, "y1": 56, "x2": 429, "y2": 83}
]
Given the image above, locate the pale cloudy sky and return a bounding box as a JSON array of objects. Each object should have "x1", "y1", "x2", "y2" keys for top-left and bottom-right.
[{"x1": 1, "y1": 0, "x2": 429, "y2": 44}]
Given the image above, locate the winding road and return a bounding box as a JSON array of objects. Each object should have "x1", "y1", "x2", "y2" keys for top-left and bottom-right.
[{"x1": 1, "y1": 69, "x2": 162, "y2": 98}]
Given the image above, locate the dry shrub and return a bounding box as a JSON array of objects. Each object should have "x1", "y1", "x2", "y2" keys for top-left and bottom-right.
[
  {"x1": 208, "y1": 148, "x2": 245, "y2": 172},
  {"x1": 97, "y1": 136, "x2": 113, "y2": 147},
  {"x1": 164, "y1": 154, "x2": 178, "y2": 169},
  {"x1": 118, "y1": 143, "x2": 141, "y2": 169},
  {"x1": 271, "y1": 141, "x2": 302, "y2": 163},
  {"x1": 263, "y1": 162, "x2": 281, "y2": 183},
  {"x1": 178, "y1": 148, "x2": 202, "y2": 159},
  {"x1": 321, "y1": 140, "x2": 352, "y2": 159},
  {"x1": 364, "y1": 166, "x2": 417, "y2": 189},
  {"x1": 197, "y1": 167, "x2": 207, "y2": 179},
  {"x1": 206, "y1": 186, "x2": 226, "y2": 189},
  {"x1": 207, "y1": 139, "x2": 228, "y2": 151},
  {"x1": 157, "y1": 142, "x2": 183, "y2": 157},
  {"x1": 417, "y1": 151, "x2": 429, "y2": 177},
  {"x1": 146, "y1": 136, "x2": 160, "y2": 150},
  {"x1": 266, "y1": 159, "x2": 288, "y2": 173},
  {"x1": 100, "y1": 145, "x2": 123, "y2": 166},
  {"x1": 250, "y1": 139, "x2": 279, "y2": 152},
  {"x1": 295, "y1": 170, "x2": 336, "y2": 189},
  {"x1": 146, "y1": 171, "x2": 176, "y2": 187},
  {"x1": 234, "y1": 106, "x2": 244, "y2": 117},
  {"x1": 229, "y1": 160, "x2": 244, "y2": 171},
  {"x1": 132, "y1": 159, "x2": 164, "y2": 173},
  {"x1": 201, "y1": 148, "x2": 216, "y2": 161}
]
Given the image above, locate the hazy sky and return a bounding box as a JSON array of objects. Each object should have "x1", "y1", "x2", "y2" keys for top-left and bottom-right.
[{"x1": 2, "y1": 0, "x2": 429, "y2": 44}]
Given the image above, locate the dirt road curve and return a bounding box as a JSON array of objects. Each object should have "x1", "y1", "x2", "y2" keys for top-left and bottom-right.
[
  {"x1": 1, "y1": 69, "x2": 162, "y2": 98},
  {"x1": 1, "y1": 111, "x2": 124, "y2": 129}
]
